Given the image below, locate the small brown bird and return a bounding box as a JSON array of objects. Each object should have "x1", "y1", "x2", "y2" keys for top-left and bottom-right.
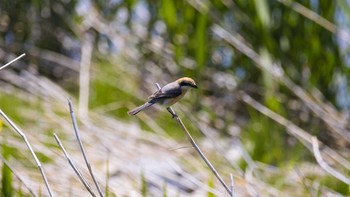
[{"x1": 128, "y1": 77, "x2": 198, "y2": 115}]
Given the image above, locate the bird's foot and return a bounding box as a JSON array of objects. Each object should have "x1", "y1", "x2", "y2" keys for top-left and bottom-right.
[{"x1": 167, "y1": 107, "x2": 178, "y2": 119}]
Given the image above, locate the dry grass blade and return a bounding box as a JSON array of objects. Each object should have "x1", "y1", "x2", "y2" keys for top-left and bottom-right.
[
  {"x1": 0, "y1": 109, "x2": 54, "y2": 197},
  {"x1": 212, "y1": 24, "x2": 350, "y2": 144},
  {"x1": 0, "y1": 154, "x2": 38, "y2": 197},
  {"x1": 67, "y1": 99, "x2": 104, "y2": 197},
  {"x1": 277, "y1": 0, "x2": 350, "y2": 45},
  {"x1": 294, "y1": 167, "x2": 315, "y2": 197},
  {"x1": 0, "y1": 53, "x2": 26, "y2": 70},
  {"x1": 154, "y1": 83, "x2": 231, "y2": 194},
  {"x1": 79, "y1": 33, "x2": 93, "y2": 118},
  {"x1": 53, "y1": 133, "x2": 97, "y2": 197},
  {"x1": 311, "y1": 137, "x2": 350, "y2": 185},
  {"x1": 29, "y1": 48, "x2": 79, "y2": 71},
  {"x1": 238, "y1": 91, "x2": 350, "y2": 177},
  {"x1": 233, "y1": 138, "x2": 259, "y2": 174},
  {"x1": 230, "y1": 174, "x2": 234, "y2": 197}
]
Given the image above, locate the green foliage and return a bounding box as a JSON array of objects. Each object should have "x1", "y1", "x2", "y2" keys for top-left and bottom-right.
[
  {"x1": 141, "y1": 171, "x2": 147, "y2": 197},
  {"x1": 33, "y1": 152, "x2": 52, "y2": 164},
  {"x1": 242, "y1": 109, "x2": 305, "y2": 166},
  {"x1": 206, "y1": 176, "x2": 215, "y2": 197},
  {"x1": 160, "y1": 0, "x2": 177, "y2": 30},
  {"x1": 2, "y1": 143, "x2": 13, "y2": 197},
  {"x1": 162, "y1": 181, "x2": 167, "y2": 197},
  {"x1": 194, "y1": 13, "x2": 208, "y2": 68},
  {"x1": 321, "y1": 176, "x2": 350, "y2": 195},
  {"x1": 16, "y1": 185, "x2": 23, "y2": 197}
]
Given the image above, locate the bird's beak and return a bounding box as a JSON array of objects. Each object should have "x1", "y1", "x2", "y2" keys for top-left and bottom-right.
[{"x1": 191, "y1": 84, "x2": 198, "y2": 89}]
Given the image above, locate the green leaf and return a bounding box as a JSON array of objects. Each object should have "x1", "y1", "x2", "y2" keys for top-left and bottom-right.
[
  {"x1": 195, "y1": 13, "x2": 208, "y2": 68},
  {"x1": 160, "y1": 0, "x2": 177, "y2": 29}
]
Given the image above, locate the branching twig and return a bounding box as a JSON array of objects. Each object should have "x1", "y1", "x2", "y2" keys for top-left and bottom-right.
[
  {"x1": 0, "y1": 110, "x2": 54, "y2": 197},
  {"x1": 68, "y1": 99, "x2": 104, "y2": 197},
  {"x1": 0, "y1": 154, "x2": 37, "y2": 197},
  {"x1": 311, "y1": 136, "x2": 350, "y2": 185},
  {"x1": 53, "y1": 133, "x2": 97, "y2": 197},
  {"x1": 0, "y1": 53, "x2": 26, "y2": 70},
  {"x1": 155, "y1": 83, "x2": 231, "y2": 194}
]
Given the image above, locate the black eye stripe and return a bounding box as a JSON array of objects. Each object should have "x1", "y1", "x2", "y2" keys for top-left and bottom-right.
[{"x1": 180, "y1": 82, "x2": 192, "y2": 86}]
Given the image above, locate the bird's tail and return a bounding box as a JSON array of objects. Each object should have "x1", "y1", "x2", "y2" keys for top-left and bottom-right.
[{"x1": 128, "y1": 102, "x2": 154, "y2": 115}]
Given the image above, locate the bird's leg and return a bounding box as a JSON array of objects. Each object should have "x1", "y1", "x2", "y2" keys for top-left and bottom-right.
[{"x1": 167, "y1": 107, "x2": 178, "y2": 118}]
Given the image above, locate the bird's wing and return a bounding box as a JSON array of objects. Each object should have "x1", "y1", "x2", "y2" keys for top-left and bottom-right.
[{"x1": 148, "y1": 82, "x2": 182, "y2": 100}]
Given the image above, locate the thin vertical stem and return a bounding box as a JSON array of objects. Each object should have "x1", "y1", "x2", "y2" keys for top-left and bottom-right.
[{"x1": 68, "y1": 99, "x2": 104, "y2": 197}]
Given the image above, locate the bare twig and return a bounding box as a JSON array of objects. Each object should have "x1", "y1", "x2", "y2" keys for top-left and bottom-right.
[
  {"x1": 0, "y1": 110, "x2": 54, "y2": 197},
  {"x1": 155, "y1": 83, "x2": 162, "y2": 91},
  {"x1": 0, "y1": 53, "x2": 26, "y2": 70},
  {"x1": 173, "y1": 111, "x2": 231, "y2": 194},
  {"x1": 53, "y1": 133, "x2": 97, "y2": 197},
  {"x1": 0, "y1": 155, "x2": 37, "y2": 197},
  {"x1": 68, "y1": 99, "x2": 104, "y2": 197},
  {"x1": 155, "y1": 83, "x2": 231, "y2": 194},
  {"x1": 311, "y1": 136, "x2": 350, "y2": 185}
]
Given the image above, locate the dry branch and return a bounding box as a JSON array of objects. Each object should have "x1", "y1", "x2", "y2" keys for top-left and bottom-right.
[{"x1": 0, "y1": 110, "x2": 54, "y2": 197}]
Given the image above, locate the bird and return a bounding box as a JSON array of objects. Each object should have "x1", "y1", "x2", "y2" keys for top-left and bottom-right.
[{"x1": 128, "y1": 77, "x2": 198, "y2": 116}]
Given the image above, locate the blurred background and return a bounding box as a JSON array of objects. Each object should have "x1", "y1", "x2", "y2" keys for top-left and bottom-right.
[{"x1": 1, "y1": 0, "x2": 350, "y2": 196}]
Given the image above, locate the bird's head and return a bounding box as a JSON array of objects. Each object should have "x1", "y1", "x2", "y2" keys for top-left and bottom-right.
[{"x1": 177, "y1": 77, "x2": 198, "y2": 89}]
